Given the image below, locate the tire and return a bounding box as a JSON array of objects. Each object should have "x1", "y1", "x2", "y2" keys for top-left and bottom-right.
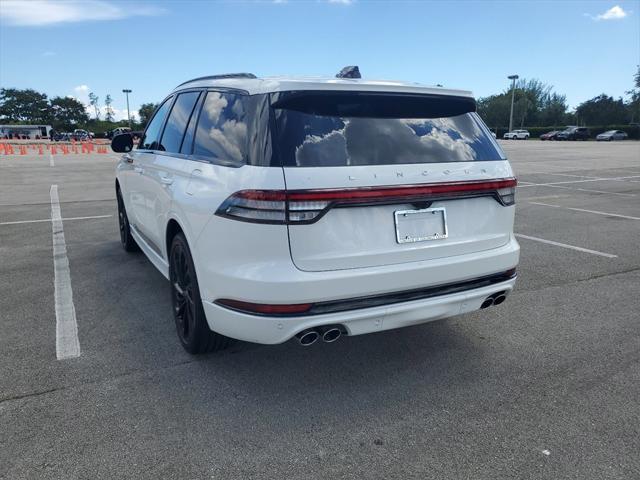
[
  {"x1": 116, "y1": 188, "x2": 139, "y2": 252},
  {"x1": 169, "y1": 232, "x2": 231, "y2": 354}
]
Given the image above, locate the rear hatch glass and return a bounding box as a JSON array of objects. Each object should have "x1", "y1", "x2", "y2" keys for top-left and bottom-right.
[{"x1": 271, "y1": 91, "x2": 505, "y2": 167}]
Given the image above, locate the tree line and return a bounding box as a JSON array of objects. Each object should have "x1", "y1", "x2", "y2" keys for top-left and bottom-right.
[
  {"x1": 477, "y1": 67, "x2": 640, "y2": 130},
  {"x1": 0, "y1": 88, "x2": 159, "y2": 134},
  {"x1": 1, "y1": 67, "x2": 639, "y2": 134}
]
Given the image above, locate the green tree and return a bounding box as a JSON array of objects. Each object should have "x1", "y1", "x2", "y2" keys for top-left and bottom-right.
[
  {"x1": 50, "y1": 96, "x2": 89, "y2": 130},
  {"x1": 104, "y1": 94, "x2": 114, "y2": 122},
  {"x1": 539, "y1": 93, "x2": 568, "y2": 127},
  {"x1": 89, "y1": 92, "x2": 100, "y2": 120},
  {"x1": 477, "y1": 94, "x2": 511, "y2": 129},
  {"x1": 0, "y1": 88, "x2": 50, "y2": 123},
  {"x1": 476, "y1": 78, "x2": 567, "y2": 129},
  {"x1": 626, "y1": 65, "x2": 640, "y2": 123},
  {"x1": 575, "y1": 94, "x2": 629, "y2": 125},
  {"x1": 138, "y1": 102, "x2": 158, "y2": 126}
]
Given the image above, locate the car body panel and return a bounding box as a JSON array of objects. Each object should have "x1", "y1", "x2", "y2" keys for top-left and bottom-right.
[
  {"x1": 199, "y1": 240, "x2": 519, "y2": 344},
  {"x1": 115, "y1": 77, "x2": 520, "y2": 345},
  {"x1": 283, "y1": 161, "x2": 515, "y2": 271}
]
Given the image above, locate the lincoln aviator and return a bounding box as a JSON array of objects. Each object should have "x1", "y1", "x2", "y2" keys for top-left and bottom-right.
[{"x1": 111, "y1": 70, "x2": 519, "y2": 353}]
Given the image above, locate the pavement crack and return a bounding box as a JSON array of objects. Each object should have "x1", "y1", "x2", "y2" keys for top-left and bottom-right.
[
  {"x1": 516, "y1": 266, "x2": 640, "y2": 295},
  {"x1": 0, "y1": 358, "x2": 199, "y2": 405}
]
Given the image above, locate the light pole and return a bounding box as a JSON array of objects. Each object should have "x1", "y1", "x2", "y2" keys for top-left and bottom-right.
[
  {"x1": 122, "y1": 89, "x2": 132, "y2": 129},
  {"x1": 507, "y1": 75, "x2": 518, "y2": 133}
]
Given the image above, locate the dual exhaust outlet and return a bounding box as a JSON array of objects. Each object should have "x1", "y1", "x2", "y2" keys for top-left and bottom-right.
[
  {"x1": 296, "y1": 291, "x2": 509, "y2": 345},
  {"x1": 480, "y1": 291, "x2": 508, "y2": 309},
  {"x1": 296, "y1": 325, "x2": 343, "y2": 346}
]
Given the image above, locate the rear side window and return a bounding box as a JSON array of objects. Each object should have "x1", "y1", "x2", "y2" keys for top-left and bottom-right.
[
  {"x1": 193, "y1": 91, "x2": 249, "y2": 165},
  {"x1": 272, "y1": 91, "x2": 505, "y2": 167},
  {"x1": 139, "y1": 98, "x2": 173, "y2": 150},
  {"x1": 158, "y1": 91, "x2": 200, "y2": 153}
]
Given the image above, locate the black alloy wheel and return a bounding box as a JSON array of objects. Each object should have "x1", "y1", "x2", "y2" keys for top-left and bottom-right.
[
  {"x1": 116, "y1": 189, "x2": 139, "y2": 252},
  {"x1": 169, "y1": 232, "x2": 231, "y2": 354}
]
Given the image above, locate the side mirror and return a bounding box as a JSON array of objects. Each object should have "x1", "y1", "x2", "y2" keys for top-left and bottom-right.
[{"x1": 111, "y1": 133, "x2": 134, "y2": 153}]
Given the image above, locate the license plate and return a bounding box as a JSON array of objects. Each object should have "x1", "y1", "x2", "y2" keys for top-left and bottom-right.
[{"x1": 394, "y1": 207, "x2": 448, "y2": 244}]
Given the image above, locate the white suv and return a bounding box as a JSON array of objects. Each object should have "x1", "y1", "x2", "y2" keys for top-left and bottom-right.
[
  {"x1": 503, "y1": 129, "x2": 530, "y2": 140},
  {"x1": 111, "y1": 71, "x2": 520, "y2": 354}
]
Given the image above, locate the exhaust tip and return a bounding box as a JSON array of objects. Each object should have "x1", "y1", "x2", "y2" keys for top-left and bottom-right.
[
  {"x1": 493, "y1": 295, "x2": 507, "y2": 306},
  {"x1": 480, "y1": 298, "x2": 494, "y2": 309},
  {"x1": 322, "y1": 328, "x2": 342, "y2": 343},
  {"x1": 297, "y1": 329, "x2": 319, "y2": 346}
]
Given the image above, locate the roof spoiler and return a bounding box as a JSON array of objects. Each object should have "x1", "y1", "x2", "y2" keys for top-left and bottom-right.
[{"x1": 272, "y1": 91, "x2": 476, "y2": 118}]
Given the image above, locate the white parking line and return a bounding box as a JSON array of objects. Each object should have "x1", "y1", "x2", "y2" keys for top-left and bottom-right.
[
  {"x1": 49, "y1": 153, "x2": 54, "y2": 167},
  {"x1": 540, "y1": 172, "x2": 598, "y2": 179},
  {"x1": 520, "y1": 183, "x2": 636, "y2": 197},
  {"x1": 529, "y1": 202, "x2": 640, "y2": 221},
  {"x1": 50, "y1": 185, "x2": 81, "y2": 360},
  {"x1": 517, "y1": 175, "x2": 640, "y2": 187},
  {"x1": 0, "y1": 214, "x2": 112, "y2": 226},
  {"x1": 515, "y1": 233, "x2": 617, "y2": 258}
]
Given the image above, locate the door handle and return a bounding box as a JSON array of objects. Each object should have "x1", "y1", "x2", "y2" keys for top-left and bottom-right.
[
  {"x1": 159, "y1": 175, "x2": 173, "y2": 186},
  {"x1": 134, "y1": 166, "x2": 144, "y2": 174},
  {"x1": 123, "y1": 154, "x2": 134, "y2": 164}
]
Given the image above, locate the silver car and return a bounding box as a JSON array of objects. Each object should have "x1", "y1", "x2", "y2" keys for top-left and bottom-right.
[{"x1": 596, "y1": 130, "x2": 628, "y2": 141}]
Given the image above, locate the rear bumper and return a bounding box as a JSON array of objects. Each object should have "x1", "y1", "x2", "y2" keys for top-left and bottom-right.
[
  {"x1": 200, "y1": 236, "x2": 520, "y2": 344},
  {"x1": 203, "y1": 276, "x2": 516, "y2": 344}
]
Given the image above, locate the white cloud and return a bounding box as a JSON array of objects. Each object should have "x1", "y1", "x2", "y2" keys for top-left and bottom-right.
[
  {"x1": 41, "y1": 51, "x2": 56, "y2": 57},
  {"x1": 0, "y1": 0, "x2": 165, "y2": 27},
  {"x1": 327, "y1": 0, "x2": 354, "y2": 4},
  {"x1": 587, "y1": 5, "x2": 628, "y2": 21},
  {"x1": 73, "y1": 85, "x2": 90, "y2": 105}
]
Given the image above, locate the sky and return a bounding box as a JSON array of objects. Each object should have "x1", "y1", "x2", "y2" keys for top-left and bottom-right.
[{"x1": 0, "y1": 0, "x2": 638, "y2": 121}]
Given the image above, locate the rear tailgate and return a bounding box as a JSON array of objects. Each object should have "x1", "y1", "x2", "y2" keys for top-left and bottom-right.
[
  {"x1": 284, "y1": 162, "x2": 515, "y2": 271},
  {"x1": 270, "y1": 90, "x2": 515, "y2": 272}
]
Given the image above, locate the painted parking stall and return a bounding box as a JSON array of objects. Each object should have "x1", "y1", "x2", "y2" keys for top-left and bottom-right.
[{"x1": 0, "y1": 140, "x2": 639, "y2": 479}]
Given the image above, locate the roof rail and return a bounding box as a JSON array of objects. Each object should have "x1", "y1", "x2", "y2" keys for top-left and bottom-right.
[{"x1": 175, "y1": 73, "x2": 257, "y2": 88}]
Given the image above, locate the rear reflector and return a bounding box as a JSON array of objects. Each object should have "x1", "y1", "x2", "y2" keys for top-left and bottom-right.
[
  {"x1": 216, "y1": 299, "x2": 313, "y2": 315},
  {"x1": 216, "y1": 178, "x2": 517, "y2": 224}
]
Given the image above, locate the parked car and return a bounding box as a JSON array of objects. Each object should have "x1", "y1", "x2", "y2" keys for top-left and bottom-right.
[
  {"x1": 72, "y1": 129, "x2": 90, "y2": 141},
  {"x1": 556, "y1": 126, "x2": 590, "y2": 141},
  {"x1": 111, "y1": 71, "x2": 519, "y2": 354},
  {"x1": 53, "y1": 132, "x2": 72, "y2": 142},
  {"x1": 503, "y1": 129, "x2": 529, "y2": 140},
  {"x1": 596, "y1": 130, "x2": 628, "y2": 141},
  {"x1": 540, "y1": 130, "x2": 561, "y2": 141},
  {"x1": 107, "y1": 127, "x2": 132, "y2": 139}
]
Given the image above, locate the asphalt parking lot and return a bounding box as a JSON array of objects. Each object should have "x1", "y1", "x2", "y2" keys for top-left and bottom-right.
[{"x1": 1, "y1": 140, "x2": 639, "y2": 479}]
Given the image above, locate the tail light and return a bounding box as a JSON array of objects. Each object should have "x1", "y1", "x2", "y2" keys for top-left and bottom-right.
[{"x1": 216, "y1": 178, "x2": 517, "y2": 224}]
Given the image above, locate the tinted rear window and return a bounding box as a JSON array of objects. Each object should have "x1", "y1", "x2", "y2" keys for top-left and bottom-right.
[
  {"x1": 272, "y1": 92, "x2": 505, "y2": 167},
  {"x1": 193, "y1": 91, "x2": 249, "y2": 164},
  {"x1": 159, "y1": 91, "x2": 200, "y2": 153}
]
